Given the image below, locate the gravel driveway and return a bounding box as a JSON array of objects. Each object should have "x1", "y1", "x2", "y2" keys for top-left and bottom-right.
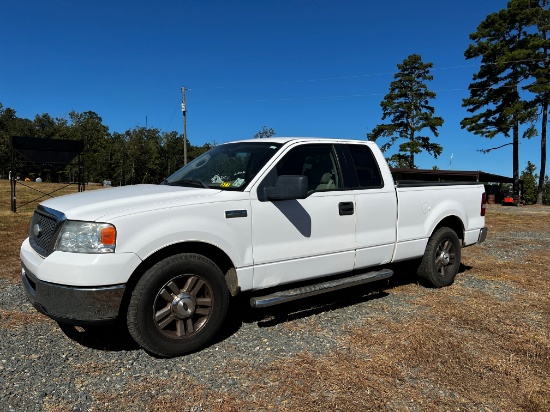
[
  {"x1": 1, "y1": 204, "x2": 549, "y2": 411},
  {"x1": 1, "y1": 271, "x2": 406, "y2": 411}
]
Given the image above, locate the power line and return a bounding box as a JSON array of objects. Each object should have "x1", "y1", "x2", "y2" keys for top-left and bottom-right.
[
  {"x1": 207, "y1": 84, "x2": 549, "y2": 105},
  {"x1": 197, "y1": 79, "x2": 549, "y2": 106},
  {"x1": 165, "y1": 58, "x2": 549, "y2": 119},
  {"x1": 192, "y1": 72, "x2": 396, "y2": 90},
  {"x1": 191, "y1": 58, "x2": 548, "y2": 91},
  {"x1": 217, "y1": 93, "x2": 385, "y2": 104}
]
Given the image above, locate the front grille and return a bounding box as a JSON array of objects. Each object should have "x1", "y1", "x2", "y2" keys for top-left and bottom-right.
[{"x1": 29, "y1": 206, "x2": 66, "y2": 257}]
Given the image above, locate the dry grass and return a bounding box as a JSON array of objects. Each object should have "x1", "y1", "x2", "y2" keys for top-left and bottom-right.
[
  {"x1": 0, "y1": 308, "x2": 54, "y2": 328},
  {"x1": 0, "y1": 180, "x2": 102, "y2": 284},
  {"x1": 88, "y1": 378, "x2": 241, "y2": 412},
  {"x1": 1, "y1": 179, "x2": 549, "y2": 410}
]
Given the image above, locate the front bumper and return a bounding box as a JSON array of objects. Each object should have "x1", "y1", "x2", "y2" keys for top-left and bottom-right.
[{"x1": 21, "y1": 264, "x2": 125, "y2": 324}]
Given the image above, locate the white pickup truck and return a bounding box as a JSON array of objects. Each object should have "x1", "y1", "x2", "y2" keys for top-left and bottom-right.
[{"x1": 20, "y1": 138, "x2": 487, "y2": 357}]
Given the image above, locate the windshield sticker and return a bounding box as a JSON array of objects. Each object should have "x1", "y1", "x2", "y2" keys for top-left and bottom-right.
[
  {"x1": 211, "y1": 175, "x2": 224, "y2": 184},
  {"x1": 232, "y1": 178, "x2": 245, "y2": 187},
  {"x1": 220, "y1": 182, "x2": 232, "y2": 188}
]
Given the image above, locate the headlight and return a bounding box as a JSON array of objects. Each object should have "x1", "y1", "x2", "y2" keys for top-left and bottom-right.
[{"x1": 55, "y1": 221, "x2": 117, "y2": 253}]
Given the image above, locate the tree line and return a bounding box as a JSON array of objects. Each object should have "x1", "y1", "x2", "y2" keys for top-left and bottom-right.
[
  {"x1": 0, "y1": 104, "x2": 215, "y2": 185},
  {"x1": 0, "y1": 105, "x2": 278, "y2": 186}
]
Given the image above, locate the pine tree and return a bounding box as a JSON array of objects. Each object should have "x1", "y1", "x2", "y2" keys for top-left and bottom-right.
[
  {"x1": 520, "y1": 160, "x2": 538, "y2": 203},
  {"x1": 367, "y1": 54, "x2": 444, "y2": 169},
  {"x1": 462, "y1": 0, "x2": 547, "y2": 201},
  {"x1": 520, "y1": 0, "x2": 550, "y2": 204}
]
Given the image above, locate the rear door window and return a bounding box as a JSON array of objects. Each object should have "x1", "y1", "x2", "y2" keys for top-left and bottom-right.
[{"x1": 347, "y1": 144, "x2": 383, "y2": 189}]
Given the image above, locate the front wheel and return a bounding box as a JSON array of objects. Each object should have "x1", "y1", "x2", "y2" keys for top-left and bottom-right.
[
  {"x1": 127, "y1": 253, "x2": 229, "y2": 357},
  {"x1": 417, "y1": 227, "x2": 462, "y2": 288}
]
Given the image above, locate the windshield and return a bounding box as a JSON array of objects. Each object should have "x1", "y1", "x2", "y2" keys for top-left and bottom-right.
[{"x1": 164, "y1": 141, "x2": 283, "y2": 190}]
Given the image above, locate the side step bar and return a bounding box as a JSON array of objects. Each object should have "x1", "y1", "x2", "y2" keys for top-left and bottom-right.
[{"x1": 250, "y1": 269, "x2": 393, "y2": 308}]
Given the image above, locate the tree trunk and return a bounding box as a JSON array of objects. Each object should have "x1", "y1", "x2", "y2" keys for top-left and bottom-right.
[
  {"x1": 513, "y1": 119, "x2": 520, "y2": 204},
  {"x1": 538, "y1": 99, "x2": 547, "y2": 204},
  {"x1": 409, "y1": 107, "x2": 415, "y2": 168},
  {"x1": 537, "y1": 31, "x2": 548, "y2": 205}
]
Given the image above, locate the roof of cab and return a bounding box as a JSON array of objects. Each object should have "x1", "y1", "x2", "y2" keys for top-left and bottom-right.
[{"x1": 228, "y1": 137, "x2": 372, "y2": 145}]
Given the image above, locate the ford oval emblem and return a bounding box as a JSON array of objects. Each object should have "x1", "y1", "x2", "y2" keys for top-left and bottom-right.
[{"x1": 33, "y1": 223, "x2": 42, "y2": 237}]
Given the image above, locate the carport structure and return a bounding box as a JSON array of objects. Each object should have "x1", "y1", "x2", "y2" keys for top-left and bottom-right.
[
  {"x1": 391, "y1": 168, "x2": 519, "y2": 205},
  {"x1": 390, "y1": 168, "x2": 514, "y2": 184}
]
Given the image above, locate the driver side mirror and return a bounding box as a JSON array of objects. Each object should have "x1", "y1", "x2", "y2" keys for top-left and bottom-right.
[{"x1": 265, "y1": 175, "x2": 308, "y2": 201}]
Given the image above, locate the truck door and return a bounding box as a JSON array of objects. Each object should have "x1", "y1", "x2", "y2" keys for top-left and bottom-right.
[
  {"x1": 344, "y1": 144, "x2": 397, "y2": 268},
  {"x1": 250, "y1": 143, "x2": 356, "y2": 289}
]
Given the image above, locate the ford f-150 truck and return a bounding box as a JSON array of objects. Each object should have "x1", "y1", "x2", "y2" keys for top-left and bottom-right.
[{"x1": 20, "y1": 138, "x2": 488, "y2": 357}]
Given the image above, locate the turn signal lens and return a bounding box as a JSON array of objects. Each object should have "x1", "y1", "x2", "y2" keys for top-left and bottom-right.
[{"x1": 101, "y1": 226, "x2": 116, "y2": 245}]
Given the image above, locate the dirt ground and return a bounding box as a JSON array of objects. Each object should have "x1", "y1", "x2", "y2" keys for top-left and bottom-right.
[{"x1": 0, "y1": 181, "x2": 548, "y2": 411}]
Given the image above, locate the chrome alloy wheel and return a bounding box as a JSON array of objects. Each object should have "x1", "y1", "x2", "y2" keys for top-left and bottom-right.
[
  {"x1": 153, "y1": 275, "x2": 213, "y2": 338},
  {"x1": 434, "y1": 239, "x2": 456, "y2": 277}
]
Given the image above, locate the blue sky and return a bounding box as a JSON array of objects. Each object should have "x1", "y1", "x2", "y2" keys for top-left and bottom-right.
[{"x1": 1, "y1": 0, "x2": 546, "y2": 177}]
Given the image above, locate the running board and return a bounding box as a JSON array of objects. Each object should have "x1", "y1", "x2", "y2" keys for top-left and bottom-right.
[{"x1": 250, "y1": 269, "x2": 393, "y2": 308}]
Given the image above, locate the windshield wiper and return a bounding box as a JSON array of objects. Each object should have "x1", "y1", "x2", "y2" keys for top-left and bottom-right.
[{"x1": 169, "y1": 179, "x2": 210, "y2": 189}]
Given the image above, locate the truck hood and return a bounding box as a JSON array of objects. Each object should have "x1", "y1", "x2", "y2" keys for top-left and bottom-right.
[{"x1": 40, "y1": 184, "x2": 222, "y2": 221}]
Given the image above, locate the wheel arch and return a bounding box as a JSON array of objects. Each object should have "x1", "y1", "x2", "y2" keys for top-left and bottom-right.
[
  {"x1": 432, "y1": 215, "x2": 464, "y2": 242},
  {"x1": 119, "y1": 242, "x2": 238, "y2": 320}
]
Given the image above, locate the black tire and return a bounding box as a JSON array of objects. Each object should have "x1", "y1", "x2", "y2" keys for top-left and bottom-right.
[
  {"x1": 127, "y1": 253, "x2": 229, "y2": 357},
  {"x1": 417, "y1": 227, "x2": 461, "y2": 288}
]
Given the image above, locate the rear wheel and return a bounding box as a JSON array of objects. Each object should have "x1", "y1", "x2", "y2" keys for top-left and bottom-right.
[
  {"x1": 127, "y1": 253, "x2": 229, "y2": 357},
  {"x1": 417, "y1": 227, "x2": 461, "y2": 288}
]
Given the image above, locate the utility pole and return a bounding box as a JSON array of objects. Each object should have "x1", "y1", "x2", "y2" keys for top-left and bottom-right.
[{"x1": 181, "y1": 86, "x2": 189, "y2": 165}]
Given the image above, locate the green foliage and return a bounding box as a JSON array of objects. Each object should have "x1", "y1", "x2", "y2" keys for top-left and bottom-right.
[
  {"x1": 464, "y1": 0, "x2": 550, "y2": 203},
  {"x1": 543, "y1": 175, "x2": 550, "y2": 204},
  {"x1": 367, "y1": 54, "x2": 443, "y2": 168},
  {"x1": 0, "y1": 101, "x2": 213, "y2": 186},
  {"x1": 520, "y1": 161, "x2": 538, "y2": 203},
  {"x1": 33, "y1": 113, "x2": 70, "y2": 139},
  {"x1": 0, "y1": 103, "x2": 14, "y2": 178},
  {"x1": 386, "y1": 153, "x2": 416, "y2": 169},
  {"x1": 522, "y1": 0, "x2": 550, "y2": 204},
  {"x1": 160, "y1": 131, "x2": 186, "y2": 177},
  {"x1": 519, "y1": 161, "x2": 550, "y2": 204},
  {"x1": 69, "y1": 110, "x2": 110, "y2": 183},
  {"x1": 462, "y1": 5, "x2": 536, "y2": 139},
  {"x1": 254, "y1": 126, "x2": 276, "y2": 139},
  {"x1": 0, "y1": 103, "x2": 35, "y2": 179}
]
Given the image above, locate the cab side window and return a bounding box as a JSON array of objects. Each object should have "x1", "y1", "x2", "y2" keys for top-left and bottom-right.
[
  {"x1": 347, "y1": 144, "x2": 383, "y2": 188},
  {"x1": 276, "y1": 144, "x2": 342, "y2": 192}
]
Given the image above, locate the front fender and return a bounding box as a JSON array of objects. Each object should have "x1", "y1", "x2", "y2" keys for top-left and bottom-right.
[{"x1": 111, "y1": 200, "x2": 253, "y2": 269}]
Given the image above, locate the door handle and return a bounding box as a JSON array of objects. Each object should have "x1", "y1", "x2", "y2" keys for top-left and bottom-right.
[{"x1": 339, "y1": 202, "x2": 354, "y2": 216}]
